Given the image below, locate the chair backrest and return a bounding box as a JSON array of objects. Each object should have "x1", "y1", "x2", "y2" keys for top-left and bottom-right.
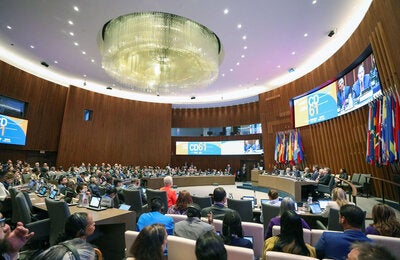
[
  {"x1": 211, "y1": 218, "x2": 223, "y2": 233},
  {"x1": 146, "y1": 189, "x2": 168, "y2": 214},
  {"x1": 9, "y1": 187, "x2": 19, "y2": 223},
  {"x1": 191, "y1": 195, "x2": 212, "y2": 209},
  {"x1": 366, "y1": 234, "x2": 400, "y2": 256},
  {"x1": 125, "y1": 230, "x2": 140, "y2": 258},
  {"x1": 166, "y1": 213, "x2": 187, "y2": 224},
  {"x1": 359, "y1": 174, "x2": 371, "y2": 185},
  {"x1": 271, "y1": 226, "x2": 312, "y2": 245},
  {"x1": 261, "y1": 203, "x2": 280, "y2": 231},
  {"x1": 168, "y1": 234, "x2": 197, "y2": 260},
  {"x1": 15, "y1": 192, "x2": 32, "y2": 224},
  {"x1": 226, "y1": 244, "x2": 254, "y2": 260},
  {"x1": 241, "y1": 221, "x2": 264, "y2": 259},
  {"x1": 265, "y1": 251, "x2": 317, "y2": 260},
  {"x1": 227, "y1": 198, "x2": 253, "y2": 222},
  {"x1": 45, "y1": 198, "x2": 71, "y2": 246},
  {"x1": 351, "y1": 173, "x2": 361, "y2": 184},
  {"x1": 122, "y1": 189, "x2": 143, "y2": 213},
  {"x1": 23, "y1": 191, "x2": 33, "y2": 211},
  {"x1": 327, "y1": 208, "x2": 343, "y2": 231}
]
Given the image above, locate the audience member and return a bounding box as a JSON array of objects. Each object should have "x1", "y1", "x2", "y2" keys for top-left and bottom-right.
[
  {"x1": 347, "y1": 241, "x2": 396, "y2": 260},
  {"x1": 55, "y1": 212, "x2": 96, "y2": 244},
  {"x1": 315, "y1": 204, "x2": 372, "y2": 260},
  {"x1": 200, "y1": 187, "x2": 233, "y2": 220},
  {"x1": 195, "y1": 231, "x2": 227, "y2": 260},
  {"x1": 160, "y1": 176, "x2": 177, "y2": 208},
  {"x1": 130, "y1": 224, "x2": 167, "y2": 260},
  {"x1": 365, "y1": 203, "x2": 400, "y2": 237},
  {"x1": 302, "y1": 167, "x2": 311, "y2": 178},
  {"x1": 174, "y1": 203, "x2": 213, "y2": 240},
  {"x1": 32, "y1": 237, "x2": 95, "y2": 260},
  {"x1": 167, "y1": 190, "x2": 192, "y2": 215},
  {"x1": 265, "y1": 197, "x2": 310, "y2": 239},
  {"x1": 137, "y1": 197, "x2": 174, "y2": 235},
  {"x1": 0, "y1": 173, "x2": 10, "y2": 201},
  {"x1": 222, "y1": 210, "x2": 252, "y2": 249},
  {"x1": 318, "y1": 167, "x2": 332, "y2": 185},
  {"x1": 310, "y1": 165, "x2": 319, "y2": 181},
  {"x1": 0, "y1": 213, "x2": 34, "y2": 260},
  {"x1": 321, "y1": 187, "x2": 351, "y2": 218},
  {"x1": 126, "y1": 178, "x2": 147, "y2": 205},
  {"x1": 57, "y1": 175, "x2": 68, "y2": 195},
  {"x1": 263, "y1": 210, "x2": 316, "y2": 259},
  {"x1": 88, "y1": 176, "x2": 101, "y2": 197},
  {"x1": 266, "y1": 189, "x2": 280, "y2": 206}
]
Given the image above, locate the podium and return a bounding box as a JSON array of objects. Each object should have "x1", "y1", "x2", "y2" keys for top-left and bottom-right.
[{"x1": 251, "y1": 169, "x2": 262, "y2": 185}]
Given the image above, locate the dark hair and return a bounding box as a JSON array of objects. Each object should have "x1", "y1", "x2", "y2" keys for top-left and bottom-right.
[
  {"x1": 150, "y1": 197, "x2": 164, "y2": 212},
  {"x1": 76, "y1": 183, "x2": 87, "y2": 194},
  {"x1": 371, "y1": 203, "x2": 400, "y2": 237},
  {"x1": 340, "y1": 204, "x2": 365, "y2": 228},
  {"x1": 268, "y1": 189, "x2": 279, "y2": 200},
  {"x1": 273, "y1": 210, "x2": 310, "y2": 256},
  {"x1": 130, "y1": 224, "x2": 166, "y2": 260},
  {"x1": 55, "y1": 212, "x2": 89, "y2": 244},
  {"x1": 222, "y1": 210, "x2": 243, "y2": 245},
  {"x1": 350, "y1": 242, "x2": 396, "y2": 260},
  {"x1": 195, "y1": 231, "x2": 227, "y2": 260},
  {"x1": 187, "y1": 203, "x2": 201, "y2": 218},
  {"x1": 213, "y1": 187, "x2": 226, "y2": 203}
]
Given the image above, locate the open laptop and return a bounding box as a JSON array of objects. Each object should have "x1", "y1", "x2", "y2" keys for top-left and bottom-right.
[
  {"x1": 309, "y1": 203, "x2": 322, "y2": 214},
  {"x1": 241, "y1": 196, "x2": 256, "y2": 208},
  {"x1": 86, "y1": 196, "x2": 107, "y2": 211},
  {"x1": 64, "y1": 191, "x2": 78, "y2": 206},
  {"x1": 49, "y1": 189, "x2": 58, "y2": 200},
  {"x1": 119, "y1": 204, "x2": 132, "y2": 211},
  {"x1": 243, "y1": 236, "x2": 253, "y2": 244},
  {"x1": 37, "y1": 186, "x2": 48, "y2": 197},
  {"x1": 318, "y1": 199, "x2": 330, "y2": 209}
]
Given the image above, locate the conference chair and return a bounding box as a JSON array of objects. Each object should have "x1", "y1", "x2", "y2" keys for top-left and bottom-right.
[
  {"x1": 272, "y1": 225, "x2": 312, "y2": 244},
  {"x1": 122, "y1": 189, "x2": 146, "y2": 218},
  {"x1": 227, "y1": 198, "x2": 254, "y2": 222},
  {"x1": 316, "y1": 208, "x2": 343, "y2": 231},
  {"x1": 241, "y1": 221, "x2": 264, "y2": 259},
  {"x1": 366, "y1": 234, "x2": 400, "y2": 257},
  {"x1": 145, "y1": 189, "x2": 168, "y2": 214},
  {"x1": 9, "y1": 187, "x2": 19, "y2": 224},
  {"x1": 317, "y1": 175, "x2": 336, "y2": 198},
  {"x1": 265, "y1": 251, "x2": 317, "y2": 260},
  {"x1": 124, "y1": 230, "x2": 140, "y2": 258},
  {"x1": 261, "y1": 203, "x2": 280, "y2": 236},
  {"x1": 226, "y1": 244, "x2": 254, "y2": 260},
  {"x1": 353, "y1": 174, "x2": 371, "y2": 197},
  {"x1": 191, "y1": 195, "x2": 212, "y2": 209},
  {"x1": 45, "y1": 198, "x2": 71, "y2": 246},
  {"x1": 167, "y1": 234, "x2": 197, "y2": 260}
]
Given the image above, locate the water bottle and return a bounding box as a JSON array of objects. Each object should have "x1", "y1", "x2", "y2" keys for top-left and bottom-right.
[{"x1": 307, "y1": 194, "x2": 313, "y2": 212}]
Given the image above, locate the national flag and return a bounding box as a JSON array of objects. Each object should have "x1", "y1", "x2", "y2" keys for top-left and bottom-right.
[{"x1": 274, "y1": 133, "x2": 280, "y2": 163}]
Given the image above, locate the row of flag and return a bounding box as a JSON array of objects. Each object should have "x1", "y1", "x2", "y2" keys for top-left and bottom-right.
[
  {"x1": 366, "y1": 90, "x2": 400, "y2": 166},
  {"x1": 274, "y1": 130, "x2": 304, "y2": 165}
]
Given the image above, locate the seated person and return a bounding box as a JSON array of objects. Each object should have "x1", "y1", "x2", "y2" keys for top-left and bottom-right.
[
  {"x1": 200, "y1": 187, "x2": 233, "y2": 220},
  {"x1": 160, "y1": 176, "x2": 177, "y2": 208},
  {"x1": 0, "y1": 212, "x2": 34, "y2": 260},
  {"x1": 88, "y1": 176, "x2": 101, "y2": 197},
  {"x1": 315, "y1": 204, "x2": 372, "y2": 260},
  {"x1": 55, "y1": 212, "x2": 96, "y2": 244},
  {"x1": 347, "y1": 241, "x2": 396, "y2": 260},
  {"x1": 302, "y1": 167, "x2": 311, "y2": 179},
  {"x1": 167, "y1": 190, "x2": 192, "y2": 215},
  {"x1": 365, "y1": 203, "x2": 400, "y2": 237},
  {"x1": 137, "y1": 197, "x2": 174, "y2": 235},
  {"x1": 174, "y1": 203, "x2": 213, "y2": 240},
  {"x1": 266, "y1": 189, "x2": 281, "y2": 206},
  {"x1": 263, "y1": 210, "x2": 316, "y2": 259},
  {"x1": 195, "y1": 231, "x2": 227, "y2": 260},
  {"x1": 265, "y1": 197, "x2": 310, "y2": 239},
  {"x1": 337, "y1": 168, "x2": 348, "y2": 185},
  {"x1": 310, "y1": 165, "x2": 319, "y2": 181},
  {"x1": 125, "y1": 178, "x2": 147, "y2": 205},
  {"x1": 222, "y1": 210, "x2": 253, "y2": 249},
  {"x1": 57, "y1": 175, "x2": 68, "y2": 195},
  {"x1": 32, "y1": 238, "x2": 96, "y2": 260},
  {"x1": 321, "y1": 187, "x2": 351, "y2": 218},
  {"x1": 317, "y1": 167, "x2": 332, "y2": 185},
  {"x1": 130, "y1": 224, "x2": 167, "y2": 260}
]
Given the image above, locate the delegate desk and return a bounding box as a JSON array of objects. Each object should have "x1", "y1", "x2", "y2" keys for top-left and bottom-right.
[
  {"x1": 257, "y1": 174, "x2": 316, "y2": 201},
  {"x1": 31, "y1": 194, "x2": 135, "y2": 259},
  {"x1": 143, "y1": 175, "x2": 235, "y2": 189}
]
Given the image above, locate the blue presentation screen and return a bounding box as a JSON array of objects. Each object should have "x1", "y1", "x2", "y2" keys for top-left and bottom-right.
[
  {"x1": 0, "y1": 114, "x2": 28, "y2": 145},
  {"x1": 176, "y1": 140, "x2": 263, "y2": 155}
]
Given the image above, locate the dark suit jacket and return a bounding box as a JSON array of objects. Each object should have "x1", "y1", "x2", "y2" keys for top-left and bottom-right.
[
  {"x1": 315, "y1": 229, "x2": 372, "y2": 260},
  {"x1": 337, "y1": 85, "x2": 351, "y2": 109},
  {"x1": 352, "y1": 74, "x2": 371, "y2": 98},
  {"x1": 200, "y1": 203, "x2": 233, "y2": 220}
]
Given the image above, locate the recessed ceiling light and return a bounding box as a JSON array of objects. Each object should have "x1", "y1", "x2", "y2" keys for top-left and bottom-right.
[
  {"x1": 54, "y1": 60, "x2": 58, "y2": 64},
  {"x1": 83, "y1": 74, "x2": 87, "y2": 77},
  {"x1": 304, "y1": 33, "x2": 308, "y2": 37},
  {"x1": 74, "y1": 42, "x2": 79, "y2": 46},
  {"x1": 291, "y1": 51, "x2": 296, "y2": 55},
  {"x1": 69, "y1": 32, "x2": 74, "y2": 36},
  {"x1": 236, "y1": 62, "x2": 240, "y2": 66},
  {"x1": 312, "y1": 0, "x2": 317, "y2": 4},
  {"x1": 222, "y1": 73, "x2": 225, "y2": 77},
  {"x1": 243, "y1": 46, "x2": 247, "y2": 50},
  {"x1": 81, "y1": 51, "x2": 86, "y2": 55},
  {"x1": 230, "y1": 68, "x2": 233, "y2": 72},
  {"x1": 241, "y1": 54, "x2": 245, "y2": 58},
  {"x1": 68, "y1": 20, "x2": 74, "y2": 25},
  {"x1": 277, "y1": 65, "x2": 281, "y2": 68},
  {"x1": 91, "y1": 59, "x2": 95, "y2": 63},
  {"x1": 223, "y1": 9, "x2": 229, "y2": 14},
  {"x1": 30, "y1": 45, "x2": 35, "y2": 49},
  {"x1": 73, "y1": 6, "x2": 79, "y2": 12},
  {"x1": 237, "y1": 24, "x2": 242, "y2": 29},
  {"x1": 6, "y1": 25, "x2": 12, "y2": 30},
  {"x1": 242, "y1": 35, "x2": 247, "y2": 40}
]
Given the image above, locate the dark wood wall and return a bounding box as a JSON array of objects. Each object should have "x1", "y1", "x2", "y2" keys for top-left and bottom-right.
[
  {"x1": 259, "y1": 0, "x2": 400, "y2": 200},
  {"x1": 56, "y1": 86, "x2": 171, "y2": 167}
]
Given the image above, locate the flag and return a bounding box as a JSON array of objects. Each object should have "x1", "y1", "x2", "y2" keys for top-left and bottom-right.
[
  {"x1": 388, "y1": 93, "x2": 396, "y2": 163},
  {"x1": 274, "y1": 133, "x2": 280, "y2": 163},
  {"x1": 366, "y1": 103, "x2": 374, "y2": 164},
  {"x1": 374, "y1": 98, "x2": 382, "y2": 165},
  {"x1": 395, "y1": 90, "x2": 400, "y2": 161},
  {"x1": 297, "y1": 131, "x2": 304, "y2": 164}
]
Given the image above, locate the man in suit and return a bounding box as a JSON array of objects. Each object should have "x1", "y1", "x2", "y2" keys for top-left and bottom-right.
[
  {"x1": 315, "y1": 204, "x2": 371, "y2": 260},
  {"x1": 201, "y1": 187, "x2": 233, "y2": 220},
  {"x1": 352, "y1": 64, "x2": 370, "y2": 99},
  {"x1": 337, "y1": 77, "x2": 351, "y2": 110},
  {"x1": 318, "y1": 167, "x2": 332, "y2": 185}
]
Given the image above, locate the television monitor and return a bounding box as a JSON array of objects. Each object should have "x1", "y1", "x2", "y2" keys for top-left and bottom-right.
[
  {"x1": 176, "y1": 139, "x2": 263, "y2": 155},
  {"x1": 0, "y1": 95, "x2": 26, "y2": 118},
  {"x1": 0, "y1": 114, "x2": 28, "y2": 145},
  {"x1": 291, "y1": 46, "x2": 382, "y2": 128}
]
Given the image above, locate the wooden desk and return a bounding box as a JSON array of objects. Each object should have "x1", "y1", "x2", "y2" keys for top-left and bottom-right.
[
  {"x1": 143, "y1": 175, "x2": 235, "y2": 189},
  {"x1": 257, "y1": 175, "x2": 316, "y2": 201},
  {"x1": 251, "y1": 169, "x2": 262, "y2": 184},
  {"x1": 31, "y1": 194, "x2": 135, "y2": 259}
]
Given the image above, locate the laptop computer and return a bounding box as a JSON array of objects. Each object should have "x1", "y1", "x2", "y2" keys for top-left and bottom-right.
[
  {"x1": 37, "y1": 186, "x2": 48, "y2": 197},
  {"x1": 309, "y1": 203, "x2": 322, "y2": 214},
  {"x1": 241, "y1": 196, "x2": 256, "y2": 208},
  {"x1": 86, "y1": 196, "x2": 107, "y2": 211},
  {"x1": 64, "y1": 191, "x2": 78, "y2": 206},
  {"x1": 118, "y1": 204, "x2": 132, "y2": 211},
  {"x1": 243, "y1": 236, "x2": 253, "y2": 244},
  {"x1": 318, "y1": 200, "x2": 330, "y2": 209}
]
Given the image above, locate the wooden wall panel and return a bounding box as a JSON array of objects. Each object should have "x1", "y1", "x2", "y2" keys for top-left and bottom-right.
[
  {"x1": 56, "y1": 86, "x2": 172, "y2": 168},
  {"x1": 259, "y1": 0, "x2": 400, "y2": 200},
  {"x1": 0, "y1": 60, "x2": 67, "y2": 163}
]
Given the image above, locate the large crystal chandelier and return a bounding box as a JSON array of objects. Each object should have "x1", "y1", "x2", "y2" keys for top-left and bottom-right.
[{"x1": 98, "y1": 12, "x2": 223, "y2": 95}]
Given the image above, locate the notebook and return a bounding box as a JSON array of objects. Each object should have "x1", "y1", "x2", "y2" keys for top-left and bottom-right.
[
  {"x1": 309, "y1": 203, "x2": 322, "y2": 214},
  {"x1": 86, "y1": 196, "x2": 107, "y2": 211}
]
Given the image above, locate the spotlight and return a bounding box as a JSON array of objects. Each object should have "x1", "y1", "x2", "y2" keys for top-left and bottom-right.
[
  {"x1": 106, "y1": 86, "x2": 112, "y2": 90},
  {"x1": 328, "y1": 30, "x2": 335, "y2": 37},
  {"x1": 40, "y1": 61, "x2": 49, "y2": 67},
  {"x1": 191, "y1": 96, "x2": 196, "y2": 100}
]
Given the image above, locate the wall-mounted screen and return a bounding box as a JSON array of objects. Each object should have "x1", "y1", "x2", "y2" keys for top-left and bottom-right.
[
  {"x1": 0, "y1": 95, "x2": 27, "y2": 118},
  {"x1": 291, "y1": 46, "x2": 382, "y2": 128},
  {"x1": 0, "y1": 114, "x2": 28, "y2": 145},
  {"x1": 176, "y1": 139, "x2": 263, "y2": 155}
]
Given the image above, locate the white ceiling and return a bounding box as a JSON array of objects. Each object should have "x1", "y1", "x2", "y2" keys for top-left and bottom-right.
[{"x1": 0, "y1": 0, "x2": 372, "y2": 108}]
